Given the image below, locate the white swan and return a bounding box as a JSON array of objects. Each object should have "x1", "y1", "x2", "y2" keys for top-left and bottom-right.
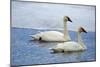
[
  {"x1": 50, "y1": 27, "x2": 87, "y2": 52},
  {"x1": 30, "y1": 16, "x2": 72, "y2": 41}
]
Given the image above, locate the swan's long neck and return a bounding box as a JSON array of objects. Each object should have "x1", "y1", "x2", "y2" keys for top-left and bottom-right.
[
  {"x1": 77, "y1": 32, "x2": 82, "y2": 43},
  {"x1": 64, "y1": 21, "x2": 70, "y2": 41},
  {"x1": 77, "y1": 32, "x2": 85, "y2": 48}
]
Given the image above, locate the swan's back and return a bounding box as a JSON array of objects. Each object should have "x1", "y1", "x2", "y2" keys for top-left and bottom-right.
[
  {"x1": 40, "y1": 31, "x2": 65, "y2": 41},
  {"x1": 62, "y1": 42, "x2": 82, "y2": 51}
]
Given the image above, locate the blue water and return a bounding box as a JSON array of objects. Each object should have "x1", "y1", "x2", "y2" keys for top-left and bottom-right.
[{"x1": 11, "y1": 27, "x2": 96, "y2": 66}]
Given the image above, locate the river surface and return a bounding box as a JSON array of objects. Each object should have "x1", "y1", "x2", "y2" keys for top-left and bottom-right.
[{"x1": 11, "y1": 27, "x2": 96, "y2": 66}]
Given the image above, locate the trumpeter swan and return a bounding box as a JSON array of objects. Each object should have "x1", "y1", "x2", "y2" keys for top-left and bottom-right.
[
  {"x1": 30, "y1": 16, "x2": 72, "y2": 41},
  {"x1": 50, "y1": 27, "x2": 87, "y2": 52}
]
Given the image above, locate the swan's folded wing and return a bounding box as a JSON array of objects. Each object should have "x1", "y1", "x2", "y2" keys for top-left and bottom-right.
[{"x1": 63, "y1": 42, "x2": 82, "y2": 51}]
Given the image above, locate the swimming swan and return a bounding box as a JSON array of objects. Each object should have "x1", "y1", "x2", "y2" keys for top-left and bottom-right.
[
  {"x1": 50, "y1": 27, "x2": 87, "y2": 52},
  {"x1": 30, "y1": 16, "x2": 72, "y2": 41}
]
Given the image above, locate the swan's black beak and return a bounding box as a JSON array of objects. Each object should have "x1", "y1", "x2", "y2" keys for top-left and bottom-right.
[
  {"x1": 67, "y1": 17, "x2": 72, "y2": 22},
  {"x1": 80, "y1": 27, "x2": 87, "y2": 33},
  {"x1": 83, "y1": 30, "x2": 87, "y2": 33}
]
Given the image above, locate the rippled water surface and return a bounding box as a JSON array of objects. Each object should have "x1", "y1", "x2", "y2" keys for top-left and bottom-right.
[{"x1": 11, "y1": 27, "x2": 96, "y2": 66}]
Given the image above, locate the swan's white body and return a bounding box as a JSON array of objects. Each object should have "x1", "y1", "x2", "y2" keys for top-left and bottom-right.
[
  {"x1": 31, "y1": 31, "x2": 71, "y2": 41},
  {"x1": 30, "y1": 16, "x2": 72, "y2": 41},
  {"x1": 50, "y1": 29, "x2": 87, "y2": 52},
  {"x1": 51, "y1": 41, "x2": 87, "y2": 52}
]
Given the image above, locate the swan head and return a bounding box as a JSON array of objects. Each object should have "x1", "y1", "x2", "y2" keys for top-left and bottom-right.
[
  {"x1": 64, "y1": 16, "x2": 72, "y2": 22},
  {"x1": 79, "y1": 27, "x2": 87, "y2": 33}
]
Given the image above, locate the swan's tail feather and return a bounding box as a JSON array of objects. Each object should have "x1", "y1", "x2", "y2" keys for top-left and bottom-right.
[
  {"x1": 29, "y1": 35, "x2": 36, "y2": 40},
  {"x1": 50, "y1": 49, "x2": 58, "y2": 53},
  {"x1": 49, "y1": 48, "x2": 63, "y2": 53}
]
